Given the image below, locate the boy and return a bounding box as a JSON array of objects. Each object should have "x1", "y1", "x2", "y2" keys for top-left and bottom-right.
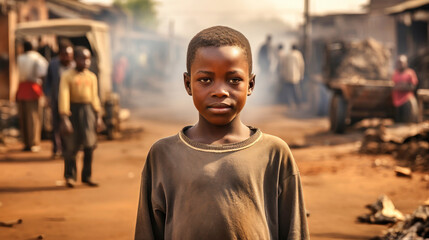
[
  {"x1": 135, "y1": 26, "x2": 309, "y2": 239},
  {"x1": 58, "y1": 46, "x2": 103, "y2": 188}
]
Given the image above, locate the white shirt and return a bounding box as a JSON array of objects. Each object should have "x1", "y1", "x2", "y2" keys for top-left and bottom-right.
[
  {"x1": 278, "y1": 49, "x2": 305, "y2": 84},
  {"x1": 17, "y1": 51, "x2": 48, "y2": 83}
]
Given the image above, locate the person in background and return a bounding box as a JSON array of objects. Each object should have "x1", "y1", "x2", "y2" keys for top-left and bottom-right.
[
  {"x1": 44, "y1": 39, "x2": 75, "y2": 158},
  {"x1": 58, "y1": 46, "x2": 103, "y2": 188},
  {"x1": 16, "y1": 40, "x2": 48, "y2": 152},
  {"x1": 392, "y1": 55, "x2": 419, "y2": 123},
  {"x1": 258, "y1": 34, "x2": 274, "y2": 78},
  {"x1": 277, "y1": 44, "x2": 305, "y2": 110}
]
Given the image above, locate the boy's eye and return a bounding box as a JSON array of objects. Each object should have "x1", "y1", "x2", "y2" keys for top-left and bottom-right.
[
  {"x1": 198, "y1": 78, "x2": 211, "y2": 83},
  {"x1": 228, "y1": 78, "x2": 242, "y2": 84}
]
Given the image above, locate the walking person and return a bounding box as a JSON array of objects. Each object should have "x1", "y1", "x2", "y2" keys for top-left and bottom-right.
[
  {"x1": 277, "y1": 44, "x2": 305, "y2": 109},
  {"x1": 44, "y1": 39, "x2": 74, "y2": 159},
  {"x1": 16, "y1": 40, "x2": 48, "y2": 152},
  {"x1": 392, "y1": 55, "x2": 419, "y2": 123},
  {"x1": 58, "y1": 46, "x2": 103, "y2": 188}
]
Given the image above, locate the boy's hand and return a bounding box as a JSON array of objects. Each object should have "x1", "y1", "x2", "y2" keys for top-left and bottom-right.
[
  {"x1": 96, "y1": 116, "x2": 105, "y2": 133},
  {"x1": 60, "y1": 115, "x2": 73, "y2": 135}
]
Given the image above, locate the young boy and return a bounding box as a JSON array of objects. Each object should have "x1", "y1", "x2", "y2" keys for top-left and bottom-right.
[
  {"x1": 58, "y1": 46, "x2": 103, "y2": 188},
  {"x1": 135, "y1": 26, "x2": 309, "y2": 239}
]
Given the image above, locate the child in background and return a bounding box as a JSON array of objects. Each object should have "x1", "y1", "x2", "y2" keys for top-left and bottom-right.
[
  {"x1": 58, "y1": 46, "x2": 103, "y2": 188},
  {"x1": 135, "y1": 26, "x2": 309, "y2": 239}
]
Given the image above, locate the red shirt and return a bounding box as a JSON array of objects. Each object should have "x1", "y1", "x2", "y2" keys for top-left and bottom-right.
[
  {"x1": 16, "y1": 82, "x2": 43, "y2": 101},
  {"x1": 391, "y1": 68, "x2": 418, "y2": 107}
]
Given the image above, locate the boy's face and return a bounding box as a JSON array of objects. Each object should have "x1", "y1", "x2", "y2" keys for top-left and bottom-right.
[
  {"x1": 184, "y1": 46, "x2": 255, "y2": 126},
  {"x1": 75, "y1": 49, "x2": 91, "y2": 71}
]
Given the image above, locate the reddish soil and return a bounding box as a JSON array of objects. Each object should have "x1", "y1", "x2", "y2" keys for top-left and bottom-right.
[{"x1": 0, "y1": 105, "x2": 427, "y2": 240}]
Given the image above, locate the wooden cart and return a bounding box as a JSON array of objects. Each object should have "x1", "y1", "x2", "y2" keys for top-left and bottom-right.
[{"x1": 328, "y1": 78, "x2": 395, "y2": 133}]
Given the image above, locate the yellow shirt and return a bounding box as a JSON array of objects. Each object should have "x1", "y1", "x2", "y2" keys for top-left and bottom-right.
[{"x1": 58, "y1": 69, "x2": 101, "y2": 116}]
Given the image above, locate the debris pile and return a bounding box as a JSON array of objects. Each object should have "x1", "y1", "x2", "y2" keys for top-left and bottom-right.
[
  {"x1": 358, "y1": 195, "x2": 405, "y2": 224},
  {"x1": 360, "y1": 122, "x2": 429, "y2": 171},
  {"x1": 326, "y1": 38, "x2": 391, "y2": 81},
  {"x1": 373, "y1": 204, "x2": 429, "y2": 240},
  {"x1": 0, "y1": 100, "x2": 19, "y2": 145}
]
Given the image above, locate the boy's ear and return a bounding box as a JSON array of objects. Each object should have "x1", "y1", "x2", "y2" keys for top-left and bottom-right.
[
  {"x1": 183, "y1": 72, "x2": 192, "y2": 96},
  {"x1": 247, "y1": 74, "x2": 256, "y2": 96}
]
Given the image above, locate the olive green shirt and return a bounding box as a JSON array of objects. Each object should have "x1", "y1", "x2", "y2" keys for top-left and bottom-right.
[{"x1": 135, "y1": 127, "x2": 309, "y2": 240}]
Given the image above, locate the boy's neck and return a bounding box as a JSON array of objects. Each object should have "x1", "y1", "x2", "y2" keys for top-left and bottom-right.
[
  {"x1": 186, "y1": 115, "x2": 251, "y2": 145},
  {"x1": 75, "y1": 67, "x2": 85, "y2": 72}
]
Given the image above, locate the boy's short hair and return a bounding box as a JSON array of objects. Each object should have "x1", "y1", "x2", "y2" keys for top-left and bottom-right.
[
  {"x1": 74, "y1": 46, "x2": 89, "y2": 59},
  {"x1": 186, "y1": 26, "x2": 253, "y2": 74}
]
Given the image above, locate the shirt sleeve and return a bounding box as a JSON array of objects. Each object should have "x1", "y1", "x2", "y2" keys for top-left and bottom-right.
[
  {"x1": 135, "y1": 151, "x2": 165, "y2": 240},
  {"x1": 36, "y1": 54, "x2": 48, "y2": 78},
  {"x1": 91, "y1": 73, "x2": 102, "y2": 113},
  {"x1": 278, "y1": 151, "x2": 310, "y2": 240},
  {"x1": 58, "y1": 72, "x2": 71, "y2": 116},
  {"x1": 44, "y1": 63, "x2": 53, "y2": 96}
]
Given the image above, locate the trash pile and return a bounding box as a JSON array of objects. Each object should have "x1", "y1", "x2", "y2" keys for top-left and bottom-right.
[
  {"x1": 360, "y1": 122, "x2": 429, "y2": 171},
  {"x1": 0, "y1": 100, "x2": 19, "y2": 145},
  {"x1": 372, "y1": 203, "x2": 429, "y2": 240},
  {"x1": 328, "y1": 38, "x2": 391, "y2": 81},
  {"x1": 358, "y1": 195, "x2": 405, "y2": 224}
]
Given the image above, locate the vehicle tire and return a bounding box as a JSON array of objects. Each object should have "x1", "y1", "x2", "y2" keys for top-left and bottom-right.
[
  {"x1": 330, "y1": 93, "x2": 347, "y2": 133},
  {"x1": 103, "y1": 93, "x2": 120, "y2": 140}
]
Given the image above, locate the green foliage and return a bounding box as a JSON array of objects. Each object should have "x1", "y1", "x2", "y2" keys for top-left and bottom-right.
[{"x1": 114, "y1": 0, "x2": 157, "y2": 29}]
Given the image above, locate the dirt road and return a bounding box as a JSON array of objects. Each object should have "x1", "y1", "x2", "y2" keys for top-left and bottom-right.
[{"x1": 0, "y1": 105, "x2": 427, "y2": 240}]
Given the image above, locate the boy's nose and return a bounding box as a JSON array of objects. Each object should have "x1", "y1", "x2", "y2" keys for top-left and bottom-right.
[{"x1": 212, "y1": 83, "x2": 229, "y2": 98}]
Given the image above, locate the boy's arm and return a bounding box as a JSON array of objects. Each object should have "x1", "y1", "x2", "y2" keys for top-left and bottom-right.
[
  {"x1": 90, "y1": 73, "x2": 103, "y2": 131},
  {"x1": 135, "y1": 154, "x2": 165, "y2": 240},
  {"x1": 278, "y1": 152, "x2": 310, "y2": 240},
  {"x1": 58, "y1": 73, "x2": 73, "y2": 134}
]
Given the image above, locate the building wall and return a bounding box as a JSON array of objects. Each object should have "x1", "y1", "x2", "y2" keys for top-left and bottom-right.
[
  {"x1": 19, "y1": 0, "x2": 48, "y2": 22},
  {"x1": 0, "y1": 11, "x2": 17, "y2": 101}
]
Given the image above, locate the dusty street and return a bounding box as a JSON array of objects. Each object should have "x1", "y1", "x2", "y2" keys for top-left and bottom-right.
[{"x1": 0, "y1": 105, "x2": 428, "y2": 240}]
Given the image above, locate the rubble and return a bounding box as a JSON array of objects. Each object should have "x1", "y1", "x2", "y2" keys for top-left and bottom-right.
[
  {"x1": 360, "y1": 122, "x2": 429, "y2": 171},
  {"x1": 395, "y1": 166, "x2": 412, "y2": 178},
  {"x1": 372, "y1": 204, "x2": 429, "y2": 240},
  {"x1": 335, "y1": 38, "x2": 391, "y2": 80},
  {"x1": 0, "y1": 100, "x2": 19, "y2": 144},
  {"x1": 358, "y1": 195, "x2": 405, "y2": 224},
  {"x1": 0, "y1": 219, "x2": 23, "y2": 227}
]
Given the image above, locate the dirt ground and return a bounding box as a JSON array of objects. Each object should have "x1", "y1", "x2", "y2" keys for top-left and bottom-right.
[{"x1": 0, "y1": 105, "x2": 428, "y2": 240}]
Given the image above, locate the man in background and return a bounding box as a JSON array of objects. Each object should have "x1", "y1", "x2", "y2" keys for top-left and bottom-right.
[
  {"x1": 44, "y1": 39, "x2": 74, "y2": 158},
  {"x1": 16, "y1": 40, "x2": 48, "y2": 152},
  {"x1": 277, "y1": 44, "x2": 305, "y2": 110},
  {"x1": 392, "y1": 55, "x2": 418, "y2": 123}
]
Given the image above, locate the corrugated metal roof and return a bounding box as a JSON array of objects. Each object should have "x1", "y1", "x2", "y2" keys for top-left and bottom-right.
[{"x1": 385, "y1": 0, "x2": 429, "y2": 14}]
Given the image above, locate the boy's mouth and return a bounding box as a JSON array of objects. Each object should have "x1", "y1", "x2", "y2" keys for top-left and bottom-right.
[{"x1": 207, "y1": 103, "x2": 232, "y2": 114}]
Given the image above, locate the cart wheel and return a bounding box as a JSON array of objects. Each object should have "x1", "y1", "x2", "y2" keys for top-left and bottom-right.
[
  {"x1": 330, "y1": 93, "x2": 347, "y2": 133},
  {"x1": 104, "y1": 93, "x2": 120, "y2": 140}
]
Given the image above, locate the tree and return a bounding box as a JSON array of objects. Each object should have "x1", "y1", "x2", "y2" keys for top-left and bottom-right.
[{"x1": 114, "y1": 0, "x2": 157, "y2": 30}]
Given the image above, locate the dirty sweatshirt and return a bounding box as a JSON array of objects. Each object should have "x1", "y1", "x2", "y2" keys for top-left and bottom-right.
[{"x1": 135, "y1": 126, "x2": 310, "y2": 240}]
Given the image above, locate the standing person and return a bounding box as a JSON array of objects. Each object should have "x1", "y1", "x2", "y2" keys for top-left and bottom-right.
[
  {"x1": 58, "y1": 46, "x2": 103, "y2": 188},
  {"x1": 44, "y1": 39, "x2": 75, "y2": 159},
  {"x1": 16, "y1": 40, "x2": 48, "y2": 152},
  {"x1": 258, "y1": 34, "x2": 273, "y2": 77},
  {"x1": 277, "y1": 44, "x2": 305, "y2": 109},
  {"x1": 135, "y1": 26, "x2": 309, "y2": 239},
  {"x1": 392, "y1": 55, "x2": 419, "y2": 123}
]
